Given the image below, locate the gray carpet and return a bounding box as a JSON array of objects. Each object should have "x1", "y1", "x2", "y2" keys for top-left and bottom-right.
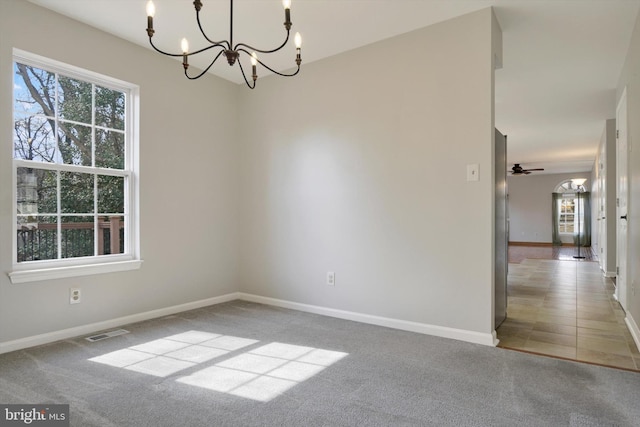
[{"x1": 1, "y1": 300, "x2": 639, "y2": 426}]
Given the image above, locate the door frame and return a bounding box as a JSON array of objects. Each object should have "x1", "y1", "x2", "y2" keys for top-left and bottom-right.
[
  {"x1": 615, "y1": 87, "x2": 629, "y2": 310},
  {"x1": 494, "y1": 129, "x2": 507, "y2": 330}
]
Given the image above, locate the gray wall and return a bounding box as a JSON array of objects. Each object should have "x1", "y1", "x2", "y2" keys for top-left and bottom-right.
[
  {"x1": 617, "y1": 8, "x2": 640, "y2": 338},
  {"x1": 0, "y1": 3, "x2": 501, "y2": 347},
  {"x1": 237, "y1": 9, "x2": 501, "y2": 336},
  {"x1": 507, "y1": 172, "x2": 591, "y2": 244},
  {"x1": 0, "y1": 1, "x2": 241, "y2": 344}
]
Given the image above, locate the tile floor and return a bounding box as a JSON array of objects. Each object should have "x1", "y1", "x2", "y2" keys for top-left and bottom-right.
[
  {"x1": 497, "y1": 258, "x2": 640, "y2": 371},
  {"x1": 508, "y1": 244, "x2": 596, "y2": 264}
]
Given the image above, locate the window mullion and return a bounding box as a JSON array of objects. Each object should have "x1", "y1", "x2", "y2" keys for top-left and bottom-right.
[
  {"x1": 56, "y1": 170, "x2": 62, "y2": 260},
  {"x1": 14, "y1": 159, "x2": 127, "y2": 176},
  {"x1": 54, "y1": 71, "x2": 62, "y2": 260},
  {"x1": 92, "y1": 83, "x2": 99, "y2": 257}
]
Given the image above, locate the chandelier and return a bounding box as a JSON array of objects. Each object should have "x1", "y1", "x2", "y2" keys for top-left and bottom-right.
[{"x1": 145, "y1": 0, "x2": 302, "y2": 89}]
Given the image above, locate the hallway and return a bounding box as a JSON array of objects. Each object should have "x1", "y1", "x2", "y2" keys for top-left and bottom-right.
[{"x1": 497, "y1": 250, "x2": 640, "y2": 371}]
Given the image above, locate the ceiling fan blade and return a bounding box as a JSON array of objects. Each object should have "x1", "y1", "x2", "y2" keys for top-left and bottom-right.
[{"x1": 510, "y1": 164, "x2": 543, "y2": 175}]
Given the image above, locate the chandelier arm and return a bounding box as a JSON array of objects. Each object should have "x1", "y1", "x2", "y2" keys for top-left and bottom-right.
[
  {"x1": 185, "y1": 49, "x2": 227, "y2": 80},
  {"x1": 149, "y1": 38, "x2": 184, "y2": 58},
  {"x1": 150, "y1": 37, "x2": 227, "y2": 58},
  {"x1": 234, "y1": 30, "x2": 291, "y2": 55},
  {"x1": 196, "y1": 9, "x2": 230, "y2": 49},
  {"x1": 237, "y1": 59, "x2": 256, "y2": 89},
  {"x1": 190, "y1": 43, "x2": 230, "y2": 56},
  {"x1": 261, "y1": 62, "x2": 301, "y2": 77},
  {"x1": 237, "y1": 48, "x2": 301, "y2": 77}
]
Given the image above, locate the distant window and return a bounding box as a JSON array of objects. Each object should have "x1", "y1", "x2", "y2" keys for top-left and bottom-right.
[
  {"x1": 11, "y1": 50, "x2": 140, "y2": 282},
  {"x1": 555, "y1": 180, "x2": 584, "y2": 235},
  {"x1": 558, "y1": 198, "x2": 576, "y2": 234}
]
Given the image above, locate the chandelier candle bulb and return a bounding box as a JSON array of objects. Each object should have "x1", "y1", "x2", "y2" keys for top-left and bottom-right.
[
  {"x1": 251, "y1": 52, "x2": 258, "y2": 82},
  {"x1": 181, "y1": 38, "x2": 189, "y2": 70},
  {"x1": 283, "y1": 0, "x2": 292, "y2": 30},
  {"x1": 295, "y1": 32, "x2": 302, "y2": 65},
  {"x1": 146, "y1": 0, "x2": 155, "y2": 18},
  {"x1": 146, "y1": 0, "x2": 155, "y2": 37}
]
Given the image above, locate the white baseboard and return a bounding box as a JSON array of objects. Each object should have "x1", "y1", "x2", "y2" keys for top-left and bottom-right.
[
  {"x1": 625, "y1": 313, "x2": 640, "y2": 351},
  {"x1": 603, "y1": 271, "x2": 616, "y2": 278},
  {"x1": 0, "y1": 292, "x2": 240, "y2": 355},
  {"x1": 492, "y1": 330, "x2": 500, "y2": 346},
  {"x1": 237, "y1": 293, "x2": 497, "y2": 347},
  {"x1": 0, "y1": 291, "x2": 497, "y2": 354}
]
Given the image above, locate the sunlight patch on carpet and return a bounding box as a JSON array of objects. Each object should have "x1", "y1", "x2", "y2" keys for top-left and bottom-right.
[
  {"x1": 88, "y1": 331, "x2": 348, "y2": 401},
  {"x1": 88, "y1": 331, "x2": 255, "y2": 377},
  {"x1": 177, "y1": 342, "x2": 348, "y2": 402}
]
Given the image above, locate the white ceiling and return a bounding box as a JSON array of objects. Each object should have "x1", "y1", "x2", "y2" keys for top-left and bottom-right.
[{"x1": 28, "y1": 0, "x2": 640, "y2": 175}]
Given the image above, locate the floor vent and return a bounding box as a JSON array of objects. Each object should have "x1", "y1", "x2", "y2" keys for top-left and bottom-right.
[{"x1": 85, "y1": 329, "x2": 130, "y2": 342}]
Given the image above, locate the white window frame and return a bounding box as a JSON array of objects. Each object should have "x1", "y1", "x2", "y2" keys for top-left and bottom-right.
[
  {"x1": 555, "y1": 179, "x2": 586, "y2": 237},
  {"x1": 558, "y1": 196, "x2": 577, "y2": 235},
  {"x1": 9, "y1": 49, "x2": 141, "y2": 284}
]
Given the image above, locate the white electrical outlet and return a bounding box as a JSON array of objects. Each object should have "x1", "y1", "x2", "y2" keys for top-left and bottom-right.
[
  {"x1": 327, "y1": 272, "x2": 335, "y2": 286},
  {"x1": 70, "y1": 288, "x2": 81, "y2": 304}
]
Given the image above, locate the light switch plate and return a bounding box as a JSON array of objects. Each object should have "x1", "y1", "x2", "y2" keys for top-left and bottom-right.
[{"x1": 467, "y1": 164, "x2": 479, "y2": 181}]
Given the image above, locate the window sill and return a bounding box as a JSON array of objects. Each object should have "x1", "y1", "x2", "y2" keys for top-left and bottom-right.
[{"x1": 8, "y1": 259, "x2": 143, "y2": 284}]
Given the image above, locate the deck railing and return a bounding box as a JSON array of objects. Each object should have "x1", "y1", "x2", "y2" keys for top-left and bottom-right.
[{"x1": 17, "y1": 216, "x2": 124, "y2": 262}]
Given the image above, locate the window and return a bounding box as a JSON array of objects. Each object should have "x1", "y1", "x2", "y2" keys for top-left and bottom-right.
[
  {"x1": 10, "y1": 50, "x2": 140, "y2": 283},
  {"x1": 558, "y1": 197, "x2": 579, "y2": 234},
  {"x1": 558, "y1": 198, "x2": 575, "y2": 233},
  {"x1": 554, "y1": 180, "x2": 584, "y2": 235}
]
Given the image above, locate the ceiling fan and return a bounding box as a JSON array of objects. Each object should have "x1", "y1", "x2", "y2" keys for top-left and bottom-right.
[{"x1": 510, "y1": 164, "x2": 544, "y2": 175}]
